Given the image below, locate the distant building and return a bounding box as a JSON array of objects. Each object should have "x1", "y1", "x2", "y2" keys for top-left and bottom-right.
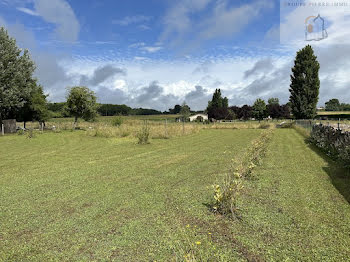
[{"x1": 188, "y1": 113, "x2": 208, "y2": 122}]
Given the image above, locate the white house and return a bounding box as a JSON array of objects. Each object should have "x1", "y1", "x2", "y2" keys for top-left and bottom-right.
[{"x1": 189, "y1": 113, "x2": 208, "y2": 122}]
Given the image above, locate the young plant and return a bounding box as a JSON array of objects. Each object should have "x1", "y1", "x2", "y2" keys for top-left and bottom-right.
[
  {"x1": 212, "y1": 129, "x2": 274, "y2": 218},
  {"x1": 111, "y1": 116, "x2": 123, "y2": 127},
  {"x1": 137, "y1": 121, "x2": 150, "y2": 144}
]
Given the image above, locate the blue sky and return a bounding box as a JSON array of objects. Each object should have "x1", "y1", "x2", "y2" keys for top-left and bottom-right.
[{"x1": 0, "y1": 0, "x2": 349, "y2": 110}]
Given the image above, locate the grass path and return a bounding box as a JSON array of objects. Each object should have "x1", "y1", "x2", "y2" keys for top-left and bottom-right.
[{"x1": 228, "y1": 129, "x2": 350, "y2": 261}]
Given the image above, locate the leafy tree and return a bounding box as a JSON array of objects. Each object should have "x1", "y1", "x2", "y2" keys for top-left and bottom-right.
[
  {"x1": 230, "y1": 105, "x2": 253, "y2": 120},
  {"x1": 130, "y1": 108, "x2": 162, "y2": 115},
  {"x1": 289, "y1": 45, "x2": 320, "y2": 119},
  {"x1": 97, "y1": 104, "x2": 132, "y2": 116},
  {"x1": 267, "y1": 103, "x2": 291, "y2": 119},
  {"x1": 16, "y1": 85, "x2": 50, "y2": 128},
  {"x1": 280, "y1": 104, "x2": 291, "y2": 118},
  {"x1": 0, "y1": 27, "x2": 37, "y2": 123},
  {"x1": 267, "y1": 103, "x2": 280, "y2": 119},
  {"x1": 65, "y1": 86, "x2": 97, "y2": 125},
  {"x1": 48, "y1": 102, "x2": 65, "y2": 112},
  {"x1": 268, "y1": 97, "x2": 279, "y2": 105},
  {"x1": 325, "y1": 98, "x2": 340, "y2": 111},
  {"x1": 240, "y1": 105, "x2": 253, "y2": 120},
  {"x1": 252, "y1": 98, "x2": 267, "y2": 121},
  {"x1": 180, "y1": 102, "x2": 190, "y2": 121},
  {"x1": 169, "y1": 104, "x2": 182, "y2": 114},
  {"x1": 207, "y1": 89, "x2": 230, "y2": 120},
  {"x1": 340, "y1": 103, "x2": 350, "y2": 111}
]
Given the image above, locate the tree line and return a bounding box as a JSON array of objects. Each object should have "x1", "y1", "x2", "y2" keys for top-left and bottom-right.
[
  {"x1": 206, "y1": 45, "x2": 322, "y2": 120},
  {"x1": 324, "y1": 99, "x2": 350, "y2": 111},
  {"x1": 49, "y1": 103, "x2": 164, "y2": 118},
  {"x1": 206, "y1": 89, "x2": 291, "y2": 120}
]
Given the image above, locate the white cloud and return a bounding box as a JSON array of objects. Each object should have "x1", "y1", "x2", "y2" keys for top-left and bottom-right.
[
  {"x1": 141, "y1": 46, "x2": 163, "y2": 53},
  {"x1": 138, "y1": 24, "x2": 151, "y2": 30},
  {"x1": 33, "y1": 0, "x2": 80, "y2": 42},
  {"x1": 161, "y1": 0, "x2": 273, "y2": 49},
  {"x1": 160, "y1": 0, "x2": 212, "y2": 44},
  {"x1": 134, "y1": 56, "x2": 148, "y2": 61},
  {"x1": 198, "y1": 1, "x2": 273, "y2": 41},
  {"x1": 129, "y1": 42, "x2": 145, "y2": 48},
  {"x1": 17, "y1": 7, "x2": 39, "y2": 16},
  {"x1": 279, "y1": 0, "x2": 350, "y2": 46},
  {"x1": 112, "y1": 15, "x2": 151, "y2": 26},
  {"x1": 113, "y1": 79, "x2": 127, "y2": 91}
]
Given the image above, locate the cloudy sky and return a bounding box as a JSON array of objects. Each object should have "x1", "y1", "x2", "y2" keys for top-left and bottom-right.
[{"x1": 0, "y1": 0, "x2": 350, "y2": 111}]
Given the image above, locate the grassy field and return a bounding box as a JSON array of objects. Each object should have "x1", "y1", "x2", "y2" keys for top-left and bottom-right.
[
  {"x1": 1, "y1": 128, "x2": 350, "y2": 260},
  {"x1": 16, "y1": 116, "x2": 280, "y2": 139},
  {"x1": 43, "y1": 115, "x2": 180, "y2": 124},
  {"x1": 0, "y1": 129, "x2": 261, "y2": 261}
]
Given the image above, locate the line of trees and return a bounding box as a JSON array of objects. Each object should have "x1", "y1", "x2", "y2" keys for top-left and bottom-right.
[
  {"x1": 206, "y1": 90, "x2": 291, "y2": 121},
  {"x1": 206, "y1": 45, "x2": 321, "y2": 121},
  {"x1": 325, "y1": 99, "x2": 350, "y2": 111},
  {"x1": 48, "y1": 103, "x2": 164, "y2": 118}
]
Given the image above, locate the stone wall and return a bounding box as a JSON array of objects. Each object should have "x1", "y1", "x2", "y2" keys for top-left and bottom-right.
[
  {"x1": 310, "y1": 124, "x2": 350, "y2": 167},
  {"x1": 2, "y1": 119, "x2": 16, "y2": 133}
]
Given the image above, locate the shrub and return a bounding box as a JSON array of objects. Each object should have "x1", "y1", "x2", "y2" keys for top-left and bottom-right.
[
  {"x1": 137, "y1": 122, "x2": 150, "y2": 144},
  {"x1": 17, "y1": 129, "x2": 25, "y2": 135},
  {"x1": 111, "y1": 116, "x2": 123, "y2": 127}
]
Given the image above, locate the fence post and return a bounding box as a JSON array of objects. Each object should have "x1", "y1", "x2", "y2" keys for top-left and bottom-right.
[
  {"x1": 338, "y1": 118, "x2": 340, "y2": 130},
  {"x1": 1, "y1": 124, "x2": 4, "y2": 136},
  {"x1": 165, "y1": 119, "x2": 168, "y2": 137},
  {"x1": 182, "y1": 118, "x2": 185, "y2": 135}
]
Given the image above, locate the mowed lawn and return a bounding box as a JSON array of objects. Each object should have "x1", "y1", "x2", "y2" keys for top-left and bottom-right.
[
  {"x1": 229, "y1": 129, "x2": 350, "y2": 261},
  {"x1": 0, "y1": 129, "x2": 260, "y2": 261},
  {"x1": 1, "y1": 128, "x2": 350, "y2": 261}
]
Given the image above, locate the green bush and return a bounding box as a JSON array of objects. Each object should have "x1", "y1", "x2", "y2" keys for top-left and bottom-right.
[{"x1": 111, "y1": 116, "x2": 123, "y2": 127}]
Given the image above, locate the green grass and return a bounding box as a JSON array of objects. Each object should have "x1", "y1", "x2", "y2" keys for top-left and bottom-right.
[
  {"x1": 1, "y1": 128, "x2": 350, "y2": 261},
  {"x1": 228, "y1": 129, "x2": 350, "y2": 261},
  {"x1": 0, "y1": 129, "x2": 260, "y2": 261}
]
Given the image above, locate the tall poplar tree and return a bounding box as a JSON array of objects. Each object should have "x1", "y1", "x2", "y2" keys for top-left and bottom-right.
[{"x1": 289, "y1": 45, "x2": 320, "y2": 119}]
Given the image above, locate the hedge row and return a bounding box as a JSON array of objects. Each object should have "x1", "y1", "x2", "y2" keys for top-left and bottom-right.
[{"x1": 310, "y1": 124, "x2": 350, "y2": 168}]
